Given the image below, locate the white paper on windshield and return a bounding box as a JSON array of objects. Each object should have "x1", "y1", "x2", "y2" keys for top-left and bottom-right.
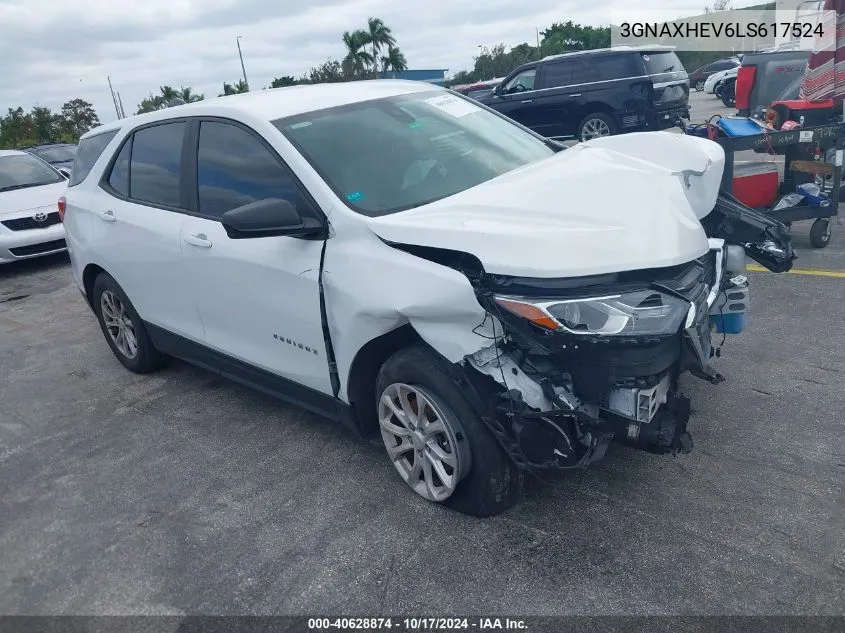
[{"x1": 425, "y1": 95, "x2": 480, "y2": 118}]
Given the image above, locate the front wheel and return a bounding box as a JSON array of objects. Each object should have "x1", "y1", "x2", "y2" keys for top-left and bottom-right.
[
  {"x1": 376, "y1": 345, "x2": 523, "y2": 516},
  {"x1": 810, "y1": 218, "x2": 831, "y2": 248},
  {"x1": 578, "y1": 112, "x2": 617, "y2": 142},
  {"x1": 695, "y1": 80, "x2": 705, "y2": 91},
  {"x1": 721, "y1": 81, "x2": 736, "y2": 107}
]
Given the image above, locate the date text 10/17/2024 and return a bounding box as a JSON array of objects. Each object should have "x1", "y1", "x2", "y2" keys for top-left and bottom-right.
[{"x1": 307, "y1": 618, "x2": 527, "y2": 630}]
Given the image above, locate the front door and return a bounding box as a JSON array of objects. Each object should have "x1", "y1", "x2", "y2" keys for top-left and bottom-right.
[
  {"x1": 488, "y1": 68, "x2": 544, "y2": 132},
  {"x1": 179, "y1": 119, "x2": 332, "y2": 395}
]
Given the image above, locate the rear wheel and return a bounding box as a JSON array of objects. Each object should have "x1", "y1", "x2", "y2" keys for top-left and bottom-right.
[
  {"x1": 809, "y1": 218, "x2": 831, "y2": 248},
  {"x1": 376, "y1": 345, "x2": 523, "y2": 516},
  {"x1": 695, "y1": 80, "x2": 705, "y2": 91},
  {"x1": 92, "y1": 273, "x2": 165, "y2": 373},
  {"x1": 721, "y1": 81, "x2": 736, "y2": 107},
  {"x1": 578, "y1": 112, "x2": 617, "y2": 142}
]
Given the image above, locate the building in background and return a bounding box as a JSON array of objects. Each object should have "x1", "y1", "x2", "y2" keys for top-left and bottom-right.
[{"x1": 379, "y1": 69, "x2": 448, "y2": 85}]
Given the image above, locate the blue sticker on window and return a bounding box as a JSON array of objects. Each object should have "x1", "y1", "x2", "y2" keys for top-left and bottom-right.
[
  {"x1": 409, "y1": 121, "x2": 423, "y2": 129},
  {"x1": 346, "y1": 191, "x2": 364, "y2": 202}
]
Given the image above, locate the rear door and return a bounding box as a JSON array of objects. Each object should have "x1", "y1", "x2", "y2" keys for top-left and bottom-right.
[
  {"x1": 530, "y1": 58, "x2": 584, "y2": 138},
  {"x1": 90, "y1": 121, "x2": 204, "y2": 341},
  {"x1": 179, "y1": 118, "x2": 332, "y2": 396}
]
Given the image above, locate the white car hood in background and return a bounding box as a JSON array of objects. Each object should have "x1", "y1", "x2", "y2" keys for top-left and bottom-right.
[
  {"x1": 367, "y1": 132, "x2": 725, "y2": 279},
  {"x1": 0, "y1": 181, "x2": 67, "y2": 217}
]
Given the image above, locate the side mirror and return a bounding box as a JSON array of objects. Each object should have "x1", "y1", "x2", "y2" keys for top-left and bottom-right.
[
  {"x1": 58, "y1": 168, "x2": 71, "y2": 179},
  {"x1": 221, "y1": 198, "x2": 324, "y2": 239}
]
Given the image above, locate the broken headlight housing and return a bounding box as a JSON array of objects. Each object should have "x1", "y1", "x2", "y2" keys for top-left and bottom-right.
[{"x1": 495, "y1": 290, "x2": 690, "y2": 336}]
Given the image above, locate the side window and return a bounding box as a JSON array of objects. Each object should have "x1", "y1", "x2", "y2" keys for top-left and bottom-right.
[
  {"x1": 541, "y1": 61, "x2": 574, "y2": 88},
  {"x1": 129, "y1": 122, "x2": 185, "y2": 208},
  {"x1": 593, "y1": 55, "x2": 638, "y2": 81},
  {"x1": 196, "y1": 121, "x2": 300, "y2": 220},
  {"x1": 68, "y1": 129, "x2": 118, "y2": 186},
  {"x1": 107, "y1": 138, "x2": 131, "y2": 197},
  {"x1": 504, "y1": 69, "x2": 537, "y2": 93}
]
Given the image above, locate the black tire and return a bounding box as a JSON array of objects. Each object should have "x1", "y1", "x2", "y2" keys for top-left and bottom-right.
[
  {"x1": 92, "y1": 273, "x2": 165, "y2": 373},
  {"x1": 809, "y1": 218, "x2": 831, "y2": 248},
  {"x1": 375, "y1": 345, "x2": 523, "y2": 517},
  {"x1": 695, "y1": 80, "x2": 705, "y2": 91},
  {"x1": 714, "y1": 83, "x2": 723, "y2": 98},
  {"x1": 721, "y1": 81, "x2": 736, "y2": 107},
  {"x1": 578, "y1": 112, "x2": 618, "y2": 142}
]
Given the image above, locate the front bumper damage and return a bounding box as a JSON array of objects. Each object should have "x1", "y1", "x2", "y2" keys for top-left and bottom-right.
[{"x1": 452, "y1": 241, "x2": 748, "y2": 471}]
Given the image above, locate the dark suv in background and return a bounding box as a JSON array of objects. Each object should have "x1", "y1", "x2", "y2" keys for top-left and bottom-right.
[{"x1": 476, "y1": 46, "x2": 689, "y2": 142}]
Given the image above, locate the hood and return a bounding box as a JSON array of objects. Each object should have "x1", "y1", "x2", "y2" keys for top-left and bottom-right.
[
  {"x1": 0, "y1": 181, "x2": 67, "y2": 217},
  {"x1": 367, "y1": 133, "x2": 723, "y2": 279}
]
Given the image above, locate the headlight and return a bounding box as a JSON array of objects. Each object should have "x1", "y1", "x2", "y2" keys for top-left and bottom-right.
[{"x1": 495, "y1": 290, "x2": 690, "y2": 336}]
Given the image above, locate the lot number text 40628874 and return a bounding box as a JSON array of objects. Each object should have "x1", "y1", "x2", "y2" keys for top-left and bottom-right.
[{"x1": 307, "y1": 618, "x2": 528, "y2": 630}]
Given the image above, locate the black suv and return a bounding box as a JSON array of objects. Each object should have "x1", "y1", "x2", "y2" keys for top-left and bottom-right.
[{"x1": 476, "y1": 47, "x2": 690, "y2": 142}]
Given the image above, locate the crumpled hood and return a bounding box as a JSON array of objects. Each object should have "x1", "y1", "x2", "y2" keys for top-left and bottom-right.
[
  {"x1": 0, "y1": 181, "x2": 67, "y2": 217},
  {"x1": 368, "y1": 133, "x2": 724, "y2": 278}
]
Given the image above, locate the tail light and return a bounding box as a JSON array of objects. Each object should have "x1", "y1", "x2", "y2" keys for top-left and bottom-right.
[
  {"x1": 58, "y1": 196, "x2": 67, "y2": 222},
  {"x1": 736, "y1": 66, "x2": 756, "y2": 110}
]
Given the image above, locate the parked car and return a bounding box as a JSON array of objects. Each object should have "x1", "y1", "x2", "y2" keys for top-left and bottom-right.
[
  {"x1": 475, "y1": 46, "x2": 690, "y2": 141},
  {"x1": 453, "y1": 77, "x2": 505, "y2": 101},
  {"x1": 704, "y1": 66, "x2": 737, "y2": 96},
  {"x1": 62, "y1": 81, "x2": 793, "y2": 516},
  {"x1": 0, "y1": 150, "x2": 68, "y2": 264},
  {"x1": 688, "y1": 57, "x2": 740, "y2": 91},
  {"x1": 21, "y1": 143, "x2": 78, "y2": 173}
]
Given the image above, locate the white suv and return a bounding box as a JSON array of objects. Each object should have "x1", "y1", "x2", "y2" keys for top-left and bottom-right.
[{"x1": 63, "y1": 81, "x2": 792, "y2": 516}]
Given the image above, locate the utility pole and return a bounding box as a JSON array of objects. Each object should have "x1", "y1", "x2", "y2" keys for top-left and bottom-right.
[
  {"x1": 236, "y1": 36, "x2": 249, "y2": 91},
  {"x1": 107, "y1": 76, "x2": 120, "y2": 119},
  {"x1": 536, "y1": 27, "x2": 541, "y2": 49},
  {"x1": 117, "y1": 92, "x2": 126, "y2": 119}
]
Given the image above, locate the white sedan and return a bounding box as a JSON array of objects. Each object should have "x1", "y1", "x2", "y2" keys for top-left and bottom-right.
[
  {"x1": 704, "y1": 66, "x2": 738, "y2": 95},
  {"x1": 0, "y1": 150, "x2": 69, "y2": 264}
]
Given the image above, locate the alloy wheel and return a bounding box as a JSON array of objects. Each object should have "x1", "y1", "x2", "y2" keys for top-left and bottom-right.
[
  {"x1": 100, "y1": 290, "x2": 138, "y2": 359},
  {"x1": 378, "y1": 382, "x2": 470, "y2": 502},
  {"x1": 581, "y1": 118, "x2": 611, "y2": 141}
]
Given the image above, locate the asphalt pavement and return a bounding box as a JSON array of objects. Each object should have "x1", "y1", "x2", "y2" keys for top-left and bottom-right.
[{"x1": 0, "y1": 93, "x2": 843, "y2": 617}]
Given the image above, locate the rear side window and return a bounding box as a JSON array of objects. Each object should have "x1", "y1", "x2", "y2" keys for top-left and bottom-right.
[
  {"x1": 68, "y1": 130, "x2": 118, "y2": 186},
  {"x1": 640, "y1": 51, "x2": 684, "y2": 75},
  {"x1": 196, "y1": 121, "x2": 300, "y2": 219},
  {"x1": 107, "y1": 138, "x2": 131, "y2": 197},
  {"x1": 542, "y1": 60, "x2": 575, "y2": 88},
  {"x1": 129, "y1": 122, "x2": 185, "y2": 208},
  {"x1": 592, "y1": 55, "x2": 640, "y2": 81}
]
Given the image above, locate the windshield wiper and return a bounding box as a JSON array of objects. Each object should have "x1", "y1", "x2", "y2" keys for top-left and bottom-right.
[{"x1": 0, "y1": 183, "x2": 40, "y2": 193}]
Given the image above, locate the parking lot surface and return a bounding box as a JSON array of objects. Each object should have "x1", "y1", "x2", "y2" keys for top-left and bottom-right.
[{"x1": 1, "y1": 93, "x2": 844, "y2": 616}]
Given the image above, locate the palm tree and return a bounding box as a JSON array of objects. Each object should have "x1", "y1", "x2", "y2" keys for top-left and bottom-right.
[
  {"x1": 159, "y1": 85, "x2": 180, "y2": 102},
  {"x1": 366, "y1": 17, "x2": 396, "y2": 77},
  {"x1": 381, "y1": 46, "x2": 408, "y2": 76},
  {"x1": 342, "y1": 30, "x2": 373, "y2": 78},
  {"x1": 178, "y1": 86, "x2": 204, "y2": 102},
  {"x1": 219, "y1": 80, "x2": 249, "y2": 97}
]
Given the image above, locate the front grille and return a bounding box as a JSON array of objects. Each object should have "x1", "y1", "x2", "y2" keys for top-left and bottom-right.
[
  {"x1": 2, "y1": 212, "x2": 61, "y2": 231},
  {"x1": 9, "y1": 239, "x2": 66, "y2": 257}
]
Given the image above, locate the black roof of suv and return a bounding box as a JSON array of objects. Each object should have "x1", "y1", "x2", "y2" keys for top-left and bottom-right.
[{"x1": 476, "y1": 46, "x2": 689, "y2": 142}]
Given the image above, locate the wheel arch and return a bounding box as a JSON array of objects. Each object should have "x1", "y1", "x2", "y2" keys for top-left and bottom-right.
[{"x1": 82, "y1": 263, "x2": 108, "y2": 309}]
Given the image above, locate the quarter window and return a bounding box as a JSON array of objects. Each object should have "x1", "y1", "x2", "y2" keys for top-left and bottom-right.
[
  {"x1": 129, "y1": 122, "x2": 185, "y2": 208},
  {"x1": 196, "y1": 121, "x2": 299, "y2": 219},
  {"x1": 107, "y1": 138, "x2": 131, "y2": 197},
  {"x1": 69, "y1": 130, "x2": 118, "y2": 186}
]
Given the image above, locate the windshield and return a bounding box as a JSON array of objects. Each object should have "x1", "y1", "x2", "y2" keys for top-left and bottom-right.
[
  {"x1": 274, "y1": 90, "x2": 556, "y2": 216},
  {"x1": 0, "y1": 154, "x2": 64, "y2": 192},
  {"x1": 34, "y1": 145, "x2": 77, "y2": 164},
  {"x1": 641, "y1": 51, "x2": 684, "y2": 74}
]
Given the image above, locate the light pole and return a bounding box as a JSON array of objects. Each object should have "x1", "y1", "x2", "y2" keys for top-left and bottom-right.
[{"x1": 236, "y1": 36, "x2": 249, "y2": 91}]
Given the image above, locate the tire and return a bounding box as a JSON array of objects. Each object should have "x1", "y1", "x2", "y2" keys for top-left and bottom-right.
[
  {"x1": 578, "y1": 112, "x2": 617, "y2": 142},
  {"x1": 92, "y1": 273, "x2": 165, "y2": 373},
  {"x1": 809, "y1": 218, "x2": 831, "y2": 248},
  {"x1": 721, "y1": 81, "x2": 736, "y2": 107},
  {"x1": 375, "y1": 345, "x2": 523, "y2": 517},
  {"x1": 714, "y1": 83, "x2": 723, "y2": 98},
  {"x1": 695, "y1": 80, "x2": 705, "y2": 91}
]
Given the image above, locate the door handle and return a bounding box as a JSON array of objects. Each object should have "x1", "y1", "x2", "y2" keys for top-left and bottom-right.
[
  {"x1": 521, "y1": 99, "x2": 534, "y2": 104},
  {"x1": 184, "y1": 233, "x2": 212, "y2": 248},
  {"x1": 99, "y1": 210, "x2": 116, "y2": 223},
  {"x1": 568, "y1": 93, "x2": 582, "y2": 97}
]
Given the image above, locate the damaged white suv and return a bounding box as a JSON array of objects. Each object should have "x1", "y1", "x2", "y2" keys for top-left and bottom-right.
[{"x1": 62, "y1": 81, "x2": 794, "y2": 516}]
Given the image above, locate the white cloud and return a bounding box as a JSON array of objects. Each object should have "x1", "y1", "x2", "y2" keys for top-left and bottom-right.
[{"x1": 1, "y1": 0, "x2": 759, "y2": 123}]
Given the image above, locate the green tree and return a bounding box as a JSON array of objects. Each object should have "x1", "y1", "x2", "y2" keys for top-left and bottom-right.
[
  {"x1": 307, "y1": 59, "x2": 345, "y2": 84},
  {"x1": 380, "y1": 46, "x2": 408, "y2": 75},
  {"x1": 136, "y1": 94, "x2": 166, "y2": 114},
  {"x1": 58, "y1": 98, "x2": 100, "y2": 139},
  {"x1": 365, "y1": 17, "x2": 396, "y2": 76},
  {"x1": 342, "y1": 30, "x2": 373, "y2": 78},
  {"x1": 219, "y1": 79, "x2": 249, "y2": 96},
  {"x1": 270, "y1": 76, "x2": 298, "y2": 88},
  {"x1": 31, "y1": 106, "x2": 58, "y2": 144},
  {"x1": 178, "y1": 86, "x2": 204, "y2": 102},
  {"x1": 0, "y1": 107, "x2": 35, "y2": 148}
]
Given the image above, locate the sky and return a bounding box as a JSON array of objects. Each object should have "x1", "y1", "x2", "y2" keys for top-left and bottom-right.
[{"x1": 1, "y1": 0, "x2": 761, "y2": 124}]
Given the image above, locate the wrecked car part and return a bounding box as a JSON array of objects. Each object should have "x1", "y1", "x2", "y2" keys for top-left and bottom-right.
[
  {"x1": 607, "y1": 373, "x2": 671, "y2": 423},
  {"x1": 702, "y1": 192, "x2": 796, "y2": 272},
  {"x1": 612, "y1": 393, "x2": 694, "y2": 455}
]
